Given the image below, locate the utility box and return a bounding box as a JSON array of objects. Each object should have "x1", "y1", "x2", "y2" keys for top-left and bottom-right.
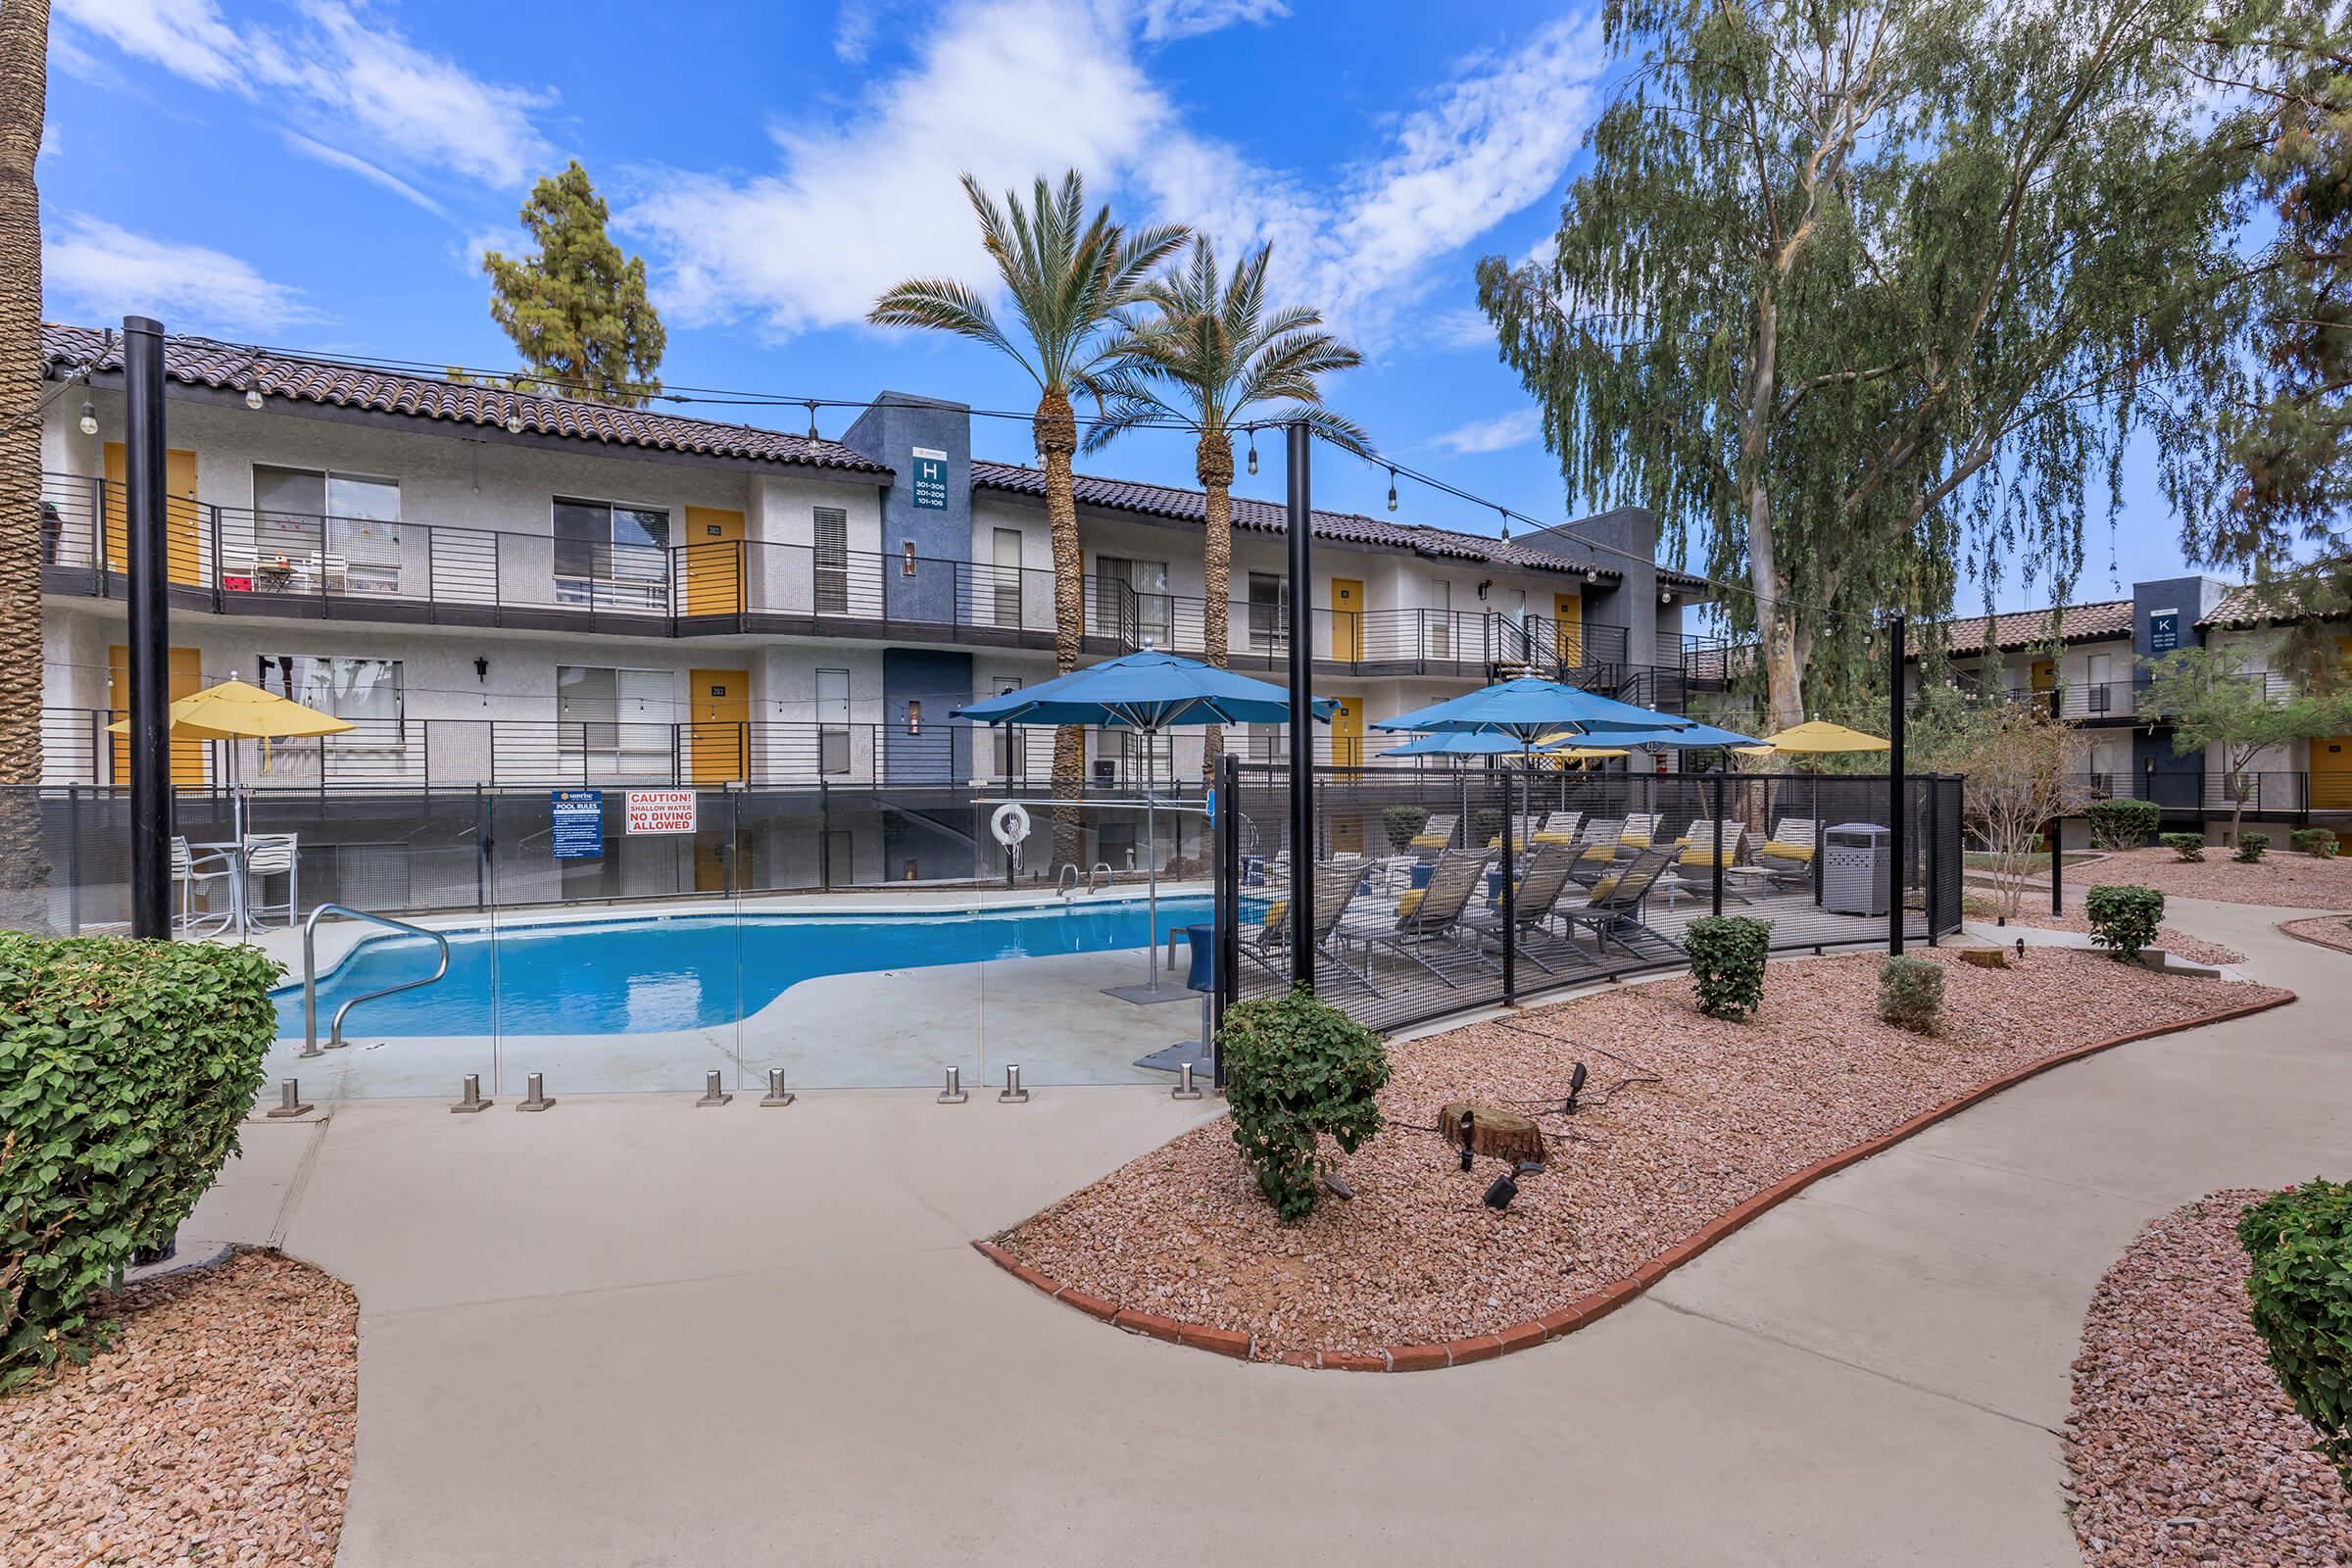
[{"x1": 1823, "y1": 822, "x2": 1890, "y2": 916}]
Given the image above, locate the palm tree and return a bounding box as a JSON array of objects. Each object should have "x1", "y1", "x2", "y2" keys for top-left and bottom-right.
[
  {"x1": 0, "y1": 0, "x2": 49, "y2": 933},
  {"x1": 870, "y1": 172, "x2": 1185, "y2": 871},
  {"x1": 1086, "y1": 237, "x2": 1367, "y2": 779}
]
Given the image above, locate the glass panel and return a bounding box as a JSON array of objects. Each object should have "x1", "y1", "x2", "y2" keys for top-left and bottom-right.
[{"x1": 325, "y1": 475, "x2": 402, "y2": 593}]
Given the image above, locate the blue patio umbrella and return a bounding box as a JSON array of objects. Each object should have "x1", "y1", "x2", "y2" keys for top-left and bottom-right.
[
  {"x1": 1538, "y1": 719, "x2": 1760, "y2": 753},
  {"x1": 953, "y1": 649, "x2": 1335, "y2": 1001},
  {"x1": 1373, "y1": 677, "x2": 1691, "y2": 761},
  {"x1": 1380, "y1": 730, "x2": 1526, "y2": 758}
]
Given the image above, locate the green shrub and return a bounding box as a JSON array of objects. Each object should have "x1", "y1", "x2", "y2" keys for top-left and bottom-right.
[
  {"x1": 1219, "y1": 985, "x2": 1389, "y2": 1222},
  {"x1": 2234, "y1": 831, "x2": 2271, "y2": 863},
  {"x1": 2084, "y1": 884, "x2": 2165, "y2": 962},
  {"x1": 2237, "y1": 1180, "x2": 2352, "y2": 1494},
  {"x1": 1, "y1": 935, "x2": 280, "y2": 1392},
  {"x1": 1685, "y1": 915, "x2": 1770, "y2": 1020},
  {"x1": 2292, "y1": 828, "x2": 2342, "y2": 858},
  {"x1": 1469, "y1": 808, "x2": 1502, "y2": 847},
  {"x1": 2160, "y1": 832, "x2": 2206, "y2": 862},
  {"x1": 1381, "y1": 805, "x2": 1431, "y2": 853},
  {"x1": 1877, "y1": 955, "x2": 1944, "y2": 1034},
  {"x1": 2083, "y1": 798, "x2": 2161, "y2": 851}
]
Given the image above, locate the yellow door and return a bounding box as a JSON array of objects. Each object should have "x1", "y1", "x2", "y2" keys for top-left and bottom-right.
[
  {"x1": 109, "y1": 645, "x2": 205, "y2": 785},
  {"x1": 681, "y1": 507, "x2": 745, "y2": 615},
  {"x1": 1332, "y1": 695, "x2": 1363, "y2": 774},
  {"x1": 1331, "y1": 578, "x2": 1362, "y2": 662},
  {"x1": 2031, "y1": 659, "x2": 2055, "y2": 692},
  {"x1": 103, "y1": 443, "x2": 201, "y2": 585},
  {"x1": 2316, "y1": 637, "x2": 2352, "y2": 812},
  {"x1": 1553, "y1": 591, "x2": 1583, "y2": 665},
  {"x1": 688, "y1": 669, "x2": 749, "y2": 785}
]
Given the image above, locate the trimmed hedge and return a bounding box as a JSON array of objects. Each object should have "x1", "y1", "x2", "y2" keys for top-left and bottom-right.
[
  {"x1": 1878, "y1": 955, "x2": 1944, "y2": 1034},
  {"x1": 2083, "y1": 798, "x2": 2161, "y2": 851},
  {"x1": 2292, "y1": 827, "x2": 2342, "y2": 858},
  {"x1": 1381, "y1": 805, "x2": 1430, "y2": 853},
  {"x1": 1220, "y1": 985, "x2": 1389, "y2": 1222},
  {"x1": 2237, "y1": 1180, "x2": 2352, "y2": 1496},
  {"x1": 2085, "y1": 884, "x2": 2165, "y2": 962},
  {"x1": 1, "y1": 935, "x2": 280, "y2": 1392},
  {"x1": 2234, "y1": 831, "x2": 2271, "y2": 863},
  {"x1": 2160, "y1": 832, "x2": 2206, "y2": 862},
  {"x1": 1685, "y1": 915, "x2": 1770, "y2": 1020}
]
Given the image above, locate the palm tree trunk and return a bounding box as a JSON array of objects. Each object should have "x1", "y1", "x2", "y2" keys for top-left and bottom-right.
[
  {"x1": 1038, "y1": 393, "x2": 1086, "y2": 874},
  {"x1": 1197, "y1": 431, "x2": 1233, "y2": 785},
  {"x1": 0, "y1": 0, "x2": 51, "y2": 936}
]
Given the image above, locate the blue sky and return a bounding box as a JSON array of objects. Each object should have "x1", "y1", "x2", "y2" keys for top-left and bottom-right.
[{"x1": 38, "y1": 0, "x2": 2196, "y2": 616}]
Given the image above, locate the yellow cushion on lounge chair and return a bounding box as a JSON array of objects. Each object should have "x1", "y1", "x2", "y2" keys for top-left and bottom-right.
[
  {"x1": 1260, "y1": 900, "x2": 1289, "y2": 930},
  {"x1": 1396, "y1": 889, "x2": 1425, "y2": 917},
  {"x1": 1582, "y1": 845, "x2": 1618, "y2": 860},
  {"x1": 1408, "y1": 833, "x2": 1448, "y2": 848},
  {"x1": 1762, "y1": 842, "x2": 1814, "y2": 860},
  {"x1": 1532, "y1": 832, "x2": 1576, "y2": 845},
  {"x1": 1618, "y1": 833, "x2": 1651, "y2": 850},
  {"x1": 1680, "y1": 848, "x2": 1736, "y2": 868},
  {"x1": 1589, "y1": 875, "x2": 1621, "y2": 899},
  {"x1": 1487, "y1": 836, "x2": 1502, "y2": 850}
]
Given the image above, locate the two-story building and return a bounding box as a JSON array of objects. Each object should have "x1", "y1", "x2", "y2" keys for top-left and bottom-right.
[{"x1": 35, "y1": 323, "x2": 1712, "y2": 898}]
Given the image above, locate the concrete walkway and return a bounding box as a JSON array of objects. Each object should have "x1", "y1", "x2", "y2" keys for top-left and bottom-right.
[{"x1": 178, "y1": 896, "x2": 2352, "y2": 1566}]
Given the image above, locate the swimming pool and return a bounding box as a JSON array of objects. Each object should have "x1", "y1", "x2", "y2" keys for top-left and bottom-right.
[{"x1": 275, "y1": 896, "x2": 1217, "y2": 1038}]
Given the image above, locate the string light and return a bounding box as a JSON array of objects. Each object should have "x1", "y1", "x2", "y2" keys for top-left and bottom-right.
[
  {"x1": 1386, "y1": 466, "x2": 1397, "y2": 513},
  {"x1": 806, "y1": 400, "x2": 820, "y2": 442},
  {"x1": 77, "y1": 400, "x2": 96, "y2": 436},
  {"x1": 1246, "y1": 427, "x2": 1257, "y2": 476}
]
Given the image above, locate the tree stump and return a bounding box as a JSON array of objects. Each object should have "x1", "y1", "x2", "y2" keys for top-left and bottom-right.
[
  {"x1": 1953, "y1": 947, "x2": 2012, "y2": 969},
  {"x1": 1438, "y1": 1102, "x2": 1545, "y2": 1165}
]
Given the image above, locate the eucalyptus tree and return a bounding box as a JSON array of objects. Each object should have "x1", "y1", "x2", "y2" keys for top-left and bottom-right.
[
  {"x1": 1085, "y1": 237, "x2": 1368, "y2": 777},
  {"x1": 0, "y1": 0, "x2": 48, "y2": 932},
  {"x1": 870, "y1": 172, "x2": 1186, "y2": 868},
  {"x1": 1476, "y1": 0, "x2": 2249, "y2": 731}
]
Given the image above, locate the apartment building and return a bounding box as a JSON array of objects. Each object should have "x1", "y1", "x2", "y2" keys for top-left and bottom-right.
[{"x1": 34, "y1": 323, "x2": 1712, "y2": 890}]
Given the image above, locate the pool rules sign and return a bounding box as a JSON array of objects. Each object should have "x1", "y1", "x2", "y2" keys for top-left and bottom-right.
[{"x1": 624, "y1": 789, "x2": 698, "y2": 835}]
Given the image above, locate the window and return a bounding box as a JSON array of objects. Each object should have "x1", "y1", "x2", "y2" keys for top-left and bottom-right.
[
  {"x1": 554, "y1": 498, "x2": 669, "y2": 612},
  {"x1": 813, "y1": 508, "x2": 850, "y2": 613},
  {"x1": 1247, "y1": 724, "x2": 1283, "y2": 762},
  {"x1": 1248, "y1": 572, "x2": 1288, "y2": 652},
  {"x1": 1122, "y1": 727, "x2": 1174, "y2": 785},
  {"x1": 253, "y1": 657, "x2": 403, "y2": 775},
  {"x1": 1097, "y1": 556, "x2": 1170, "y2": 647},
  {"x1": 557, "y1": 665, "x2": 672, "y2": 770},
  {"x1": 250, "y1": 466, "x2": 402, "y2": 593},
  {"x1": 816, "y1": 667, "x2": 850, "y2": 774},
  {"x1": 992, "y1": 528, "x2": 1023, "y2": 626}
]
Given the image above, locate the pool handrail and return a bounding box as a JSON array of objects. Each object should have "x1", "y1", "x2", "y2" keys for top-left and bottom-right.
[
  {"x1": 1089, "y1": 861, "x2": 1113, "y2": 895},
  {"x1": 303, "y1": 904, "x2": 452, "y2": 1057}
]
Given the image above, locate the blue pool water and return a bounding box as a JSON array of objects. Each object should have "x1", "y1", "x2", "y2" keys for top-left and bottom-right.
[{"x1": 274, "y1": 896, "x2": 1217, "y2": 1038}]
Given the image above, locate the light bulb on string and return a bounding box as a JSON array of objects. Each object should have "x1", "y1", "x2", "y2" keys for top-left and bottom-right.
[
  {"x1": 77, "y1": 401, "x2": 97, "y2": 437},
  {"x1": 1246, "y1": 428, "x2": 1257, "y2": 476},
  {"x1": 1387, "y1": 467, "x2": 1397, "y2": 513}
]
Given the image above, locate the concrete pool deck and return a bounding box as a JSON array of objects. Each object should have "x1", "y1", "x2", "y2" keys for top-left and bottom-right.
[{"x1": 172, "y1": 892, "x2": 2352, "y2": 1565}]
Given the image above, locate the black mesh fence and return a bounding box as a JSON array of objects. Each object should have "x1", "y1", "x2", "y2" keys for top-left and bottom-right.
[{"x1": 1217, "y1": 761, "x2": 1962, "y2": 1041}]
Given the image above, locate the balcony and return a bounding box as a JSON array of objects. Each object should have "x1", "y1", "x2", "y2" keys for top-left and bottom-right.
[{"x1": 2066, "y1": 770, "x2": 2351, "y2": 816}]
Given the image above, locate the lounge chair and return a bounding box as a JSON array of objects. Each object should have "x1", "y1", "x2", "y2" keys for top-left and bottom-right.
[
  {"x1": 1614, "y1": 811, "x2": 1663, "y2": 856},
  {"x1": 1484, "y1": 812, "x2": 1543, "y2": 852},
  {"x1": 1560, "y1": 846, "x2": 1680, "y2": 959},
  {"x1": 1357, "y1": 847, "x2": 1495, "y2": 987},
  {"x1": 1465, "y1": 841, "x2": 1587, "y2": 973},
  {"x1": 1405, "y1": 811, "x2": 1458, "y2": 860},
  {"x1": 1569, "y1": 817, "x2": 1627, "y2": 885},
  {"x1": 1667, "y1": 820, "x2": 1749, "y2": 906},
  {"x1": 1528, "y1": 810, "x2": 1583, "y2": 848},
  {"x1": 1753, "y1": 818, "x2": 1818, "y2": 891},
  {"x1": 1248, "y1": 857, "x2": 1380, "y2": 994}
]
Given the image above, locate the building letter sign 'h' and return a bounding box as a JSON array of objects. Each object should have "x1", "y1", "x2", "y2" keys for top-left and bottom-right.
[{"x1": 911, "y1": 447, "x2": 949, "y2": 510}]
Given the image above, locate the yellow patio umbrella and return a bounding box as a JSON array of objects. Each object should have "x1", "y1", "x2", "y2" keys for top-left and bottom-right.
[
  {"x1": 1545, "y1": 745, "x2": 1630, "y2": 767},
  {"x1": 1741, "y1": 719, "x2": 1889, "y2": 756}
]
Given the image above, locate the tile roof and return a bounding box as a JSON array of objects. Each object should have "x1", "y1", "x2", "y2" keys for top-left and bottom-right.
[
  {"x1": 1929, "y1": 600, "x2": 2134, "y2": 656},
  {"x1": 40, "y1": 322, "x2": 891, "y2": 476},
  {"x1": 2196, "y1": 583, "x2": 2336, "y2": 628},
  {"x1": 969, "y1": 460, "x2": 1712, "y2": 591}
]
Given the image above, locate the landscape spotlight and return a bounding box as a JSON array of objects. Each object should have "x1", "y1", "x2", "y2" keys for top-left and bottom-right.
[
  {"x1": 2016, "y1": 937, "x2": 2027, "y2": 961},
  {"x1": 1564, "y1": 1061, "x2": 1589, "y2": 1115},
  {"x1": 1457, "y1": 1107, "x2": 1475, "y2": 1173},
  {"x1": 77, "y1": 400, "x2": 97, "y2": 436},
  {"x1": 1483, "y1": 1170, "x2": 1517, "y2": 1209}
]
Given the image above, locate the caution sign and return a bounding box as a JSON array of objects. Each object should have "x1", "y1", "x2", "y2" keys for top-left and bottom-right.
[{"x1": 624, "y1": 788, "x2": 697, "y2": 835}]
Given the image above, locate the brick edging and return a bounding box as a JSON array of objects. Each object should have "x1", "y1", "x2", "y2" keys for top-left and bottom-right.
[
  {"x1": 972, "y1": 987, "x2": 2296, "y2": 1372},
  {"x1": 2276, "y1": 915, "x2": 2352, "y2": 957}
]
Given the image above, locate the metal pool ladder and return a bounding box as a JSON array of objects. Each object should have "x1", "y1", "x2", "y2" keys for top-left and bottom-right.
[{"x1": 302, "y1": 904, "x2": 451, "y2": 1057}]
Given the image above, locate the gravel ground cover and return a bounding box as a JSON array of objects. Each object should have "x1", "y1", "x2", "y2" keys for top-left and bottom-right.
[
  {"x1": 1000, "y1": 951, "x2": 2287, "y2": 1358},
  {"x1": 2066, "y1": 1192, "x2": 2351, "y2": 1566},
  {"x1": 1, "y1": 1250, "x2": 359, "y2": 1568},
  {"x1": 2281, "y1": 914, "x2": 2352, "y2": 956},
  {"x1": 1985, "y1": 906, "x2": 2246, "y2": 966},
  {"x1": 2074, "y1": 846, "x2": 2352, "y2": 908}
]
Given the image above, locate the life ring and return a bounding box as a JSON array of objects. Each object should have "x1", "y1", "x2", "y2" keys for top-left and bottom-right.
[{"x1": 990, "y1": 802, "x2": 1032, "y2": 850}]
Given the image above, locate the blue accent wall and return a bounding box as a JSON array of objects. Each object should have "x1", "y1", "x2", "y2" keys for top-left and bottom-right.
[
  {"x1": 842, "y1": 392, "x2": 972, "y2": 624},
  {"x1": 880, "y1": 648, "x2": 976, "y2": 880},
  {"x1": 2130, "y1": 575, "x2": 2232, "y2": 810}
]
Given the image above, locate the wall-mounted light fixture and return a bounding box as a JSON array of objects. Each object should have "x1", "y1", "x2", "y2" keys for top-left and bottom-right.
[
  {"x1": 473, "y1": 657, "x2": 489, "y2": 684},
  {"x1": 1476, "y1": 579, "x2": 1493, "y2": 601}
]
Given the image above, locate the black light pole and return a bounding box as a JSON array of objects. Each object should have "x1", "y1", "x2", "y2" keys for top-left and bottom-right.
[
  {"x1": 1284, "y1": 421, "x2": 1315, "y2": 989},
  {"x1": 123, "y1": 316, "x2": 173, "y2": 940},
  {"x1": 1886, "y1": 612, "x2": 1906, "y2": 956}
]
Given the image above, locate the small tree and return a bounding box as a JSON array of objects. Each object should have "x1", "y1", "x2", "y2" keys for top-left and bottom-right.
[
  {"x1": 2138, "y1": 644, "x2": 2352, "y2": 848},
  {"x1": 1946, "y1": 700, "x2": 2086, "y2": 922},
  {"x1": 483, "y1": 161, "x2": 666, "y2": 408}
]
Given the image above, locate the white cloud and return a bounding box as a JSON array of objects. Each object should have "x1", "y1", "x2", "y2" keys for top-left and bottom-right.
[
  {"x1": 1136, "y1": 0, "x2": 1290, "y2": 42},
  {"x1": 44, "y1": 213, "x2": 318, "y2": 334},
  {"x1": 625, "y1": 0, "x2": 1606, "y2": 345},
  {"x1": 1434, "y1": 408, "x2": 1542, "y2": 454},
  {"x1": 1427, "y1": 306, "x2": 1497, "y2": 351},
  {"x1": 281, "y1": 131, "x2": 448, "y2": 218},
  {"x1": 54, "y1": 0, "x2": 554, "y2": 189}
]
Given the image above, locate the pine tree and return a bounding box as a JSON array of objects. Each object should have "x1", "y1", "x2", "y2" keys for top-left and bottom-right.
[{"x1": 483, "y1": 161, "x2": 665, "y2": 408}]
